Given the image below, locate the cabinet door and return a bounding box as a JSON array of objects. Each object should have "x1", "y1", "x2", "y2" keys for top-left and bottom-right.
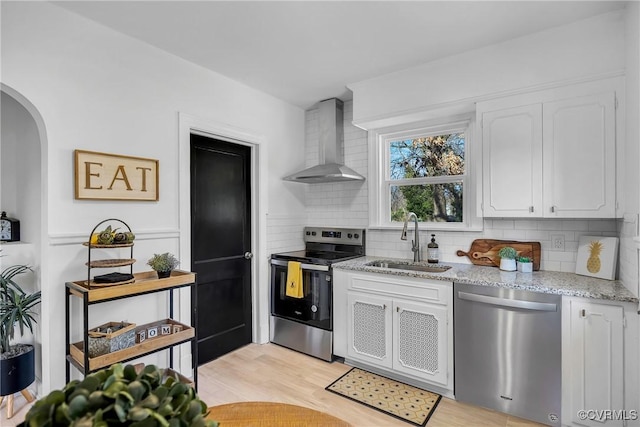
[
  {"x1": 392, "y1": 299, "x2": 448, "y2": 387},
  {"x1": 543, "y1": 92, "x2": 616, "y2": 218},
  {"x1": 347, "y1": 292, "x2": 392, "y2": 369},
  {"x1": 333, "y1": 270, "x2": 348, "y2": 358},
  {"x1": 567, "y1": 300, "x2": 624, "y2": 427},
  {"x1": 481, "y1": 104, "x2": 543, "y2": 217}
]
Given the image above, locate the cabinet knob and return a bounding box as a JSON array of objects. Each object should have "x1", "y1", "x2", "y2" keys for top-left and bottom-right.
[
  {"x1": 580, "y1": 309, "x2": 587, "y2": 318},
  {"x1": 244, "y1": 252, "x2": 253, "y2": 260}
]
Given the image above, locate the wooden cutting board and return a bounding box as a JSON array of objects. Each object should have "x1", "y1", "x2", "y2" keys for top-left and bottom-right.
[{"x1": 456, "y1": 239, "x2": 541, "y2": 270}]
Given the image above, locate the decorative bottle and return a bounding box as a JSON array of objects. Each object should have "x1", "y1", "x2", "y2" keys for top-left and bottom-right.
[{"x1": 427, "y1": 234, "x2": 439, "y2": 264}]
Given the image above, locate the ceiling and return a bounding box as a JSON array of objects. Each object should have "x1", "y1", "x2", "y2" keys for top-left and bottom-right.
[{"x1": 54, "y1": 1, "x2": 626, "y2": 110}]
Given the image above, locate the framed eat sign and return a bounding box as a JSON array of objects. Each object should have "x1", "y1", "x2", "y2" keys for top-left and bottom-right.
[{"x1": 74, "y1": 150, "x2": 159, "y2": 201}]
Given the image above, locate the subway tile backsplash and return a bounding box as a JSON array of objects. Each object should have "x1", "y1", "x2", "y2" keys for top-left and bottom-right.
[
  {"x1": 267, "y1": 214, "x2": 306, "y2": 255},
  {"x1": 366, "y1": 218, "x2": 618, "y2": 273}
]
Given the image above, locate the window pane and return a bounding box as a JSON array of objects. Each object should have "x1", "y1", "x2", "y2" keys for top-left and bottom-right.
[
  {"x1": 389, "y1": 133, "x2": 465, "y2": 180},
  {"x1": 390, "y1": 183, "x2": 463, "y2": 223}
]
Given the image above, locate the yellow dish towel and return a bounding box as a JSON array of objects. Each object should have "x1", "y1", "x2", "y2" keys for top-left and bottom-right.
[{"x1": 286, "y1": 261, "x2": 304, "y2": 298}]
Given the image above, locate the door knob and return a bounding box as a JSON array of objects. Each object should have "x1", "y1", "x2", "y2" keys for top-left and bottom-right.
[{"x1": 244, "y1": 252, "x2": 253, "y2": 260}]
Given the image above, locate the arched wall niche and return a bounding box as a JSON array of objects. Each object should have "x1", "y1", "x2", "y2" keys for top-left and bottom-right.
[{"x1": 1, "y1": 83, "x2": 48, "y2": 395}]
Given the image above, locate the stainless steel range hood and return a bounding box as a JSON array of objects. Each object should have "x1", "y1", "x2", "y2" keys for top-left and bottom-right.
[{"x1": 284, "y1": 98, "x2": 365, "y2": 184}]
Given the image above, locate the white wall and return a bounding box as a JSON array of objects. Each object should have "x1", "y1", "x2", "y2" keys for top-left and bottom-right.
[
  {"x1": 621, "y1": 2, "x2": 640, "y2": 297},
  {"x1": 1, "y1": 92, "x2": 41, "y2": 246},
  {"x1": 1, "y1": 1, "x2": 306, "y2": 392},
  {"x1": 348, "y1": 10, "x2": 625, "y2": 129},
  {"x1": 622, "y1": 4, "x2": 640, "y2": 417},
  {"x1": 1, "y1": 91, "x2": 44, "y2": 394}
]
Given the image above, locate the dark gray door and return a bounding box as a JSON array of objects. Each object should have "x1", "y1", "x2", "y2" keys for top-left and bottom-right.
[{"x1": 190, "y1": 133, "x2": 252, "y2": 364}]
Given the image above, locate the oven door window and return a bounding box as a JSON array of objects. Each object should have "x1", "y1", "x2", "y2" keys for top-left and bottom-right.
[{"x1": 271, "y1": 264, "x2": 332, "y2": 330}]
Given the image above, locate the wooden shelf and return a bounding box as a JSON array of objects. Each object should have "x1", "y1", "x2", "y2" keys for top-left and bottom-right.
[
  {"x1": 69, "y1": 320, "x2": 194, "y2": 372},
  {"x1": 67, "y1": 270, "x2": 196, "y2": 302},
  {"x1": 67, "y1": 218, "x2": 197, "y2": 386},
  {"x1": 86, "y1": 277, "x2": 136, "y2": 287},
  {"x1": 86, "y1": 258, "x2": 137, "y2": 268},
  {"x1": 83, "y1": 242, "x2": 134, "y2": 248}
]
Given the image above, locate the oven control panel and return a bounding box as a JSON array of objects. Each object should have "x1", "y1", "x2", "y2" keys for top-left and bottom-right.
[{"x1": 304, "y1": 227, "x2": 365, "y2": 246}]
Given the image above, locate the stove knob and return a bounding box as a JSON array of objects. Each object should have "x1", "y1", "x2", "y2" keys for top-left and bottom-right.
[
  {"x1": 306, "y1": 231, "x2": 310, "y2": 235},
  {"x1": 312, "y1": 231, "x2": 317, "y2": 236},
  {"x1": 354, "y1": 233, "x2": 360, "y2": 239},
  {"x1": 347, "y1": 233, "x2": 353, "y2": 238}
]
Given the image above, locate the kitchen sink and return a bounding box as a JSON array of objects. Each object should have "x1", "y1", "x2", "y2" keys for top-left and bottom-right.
[{"x1": 366, "y1": 260, "x2": 452, "y2": 273}]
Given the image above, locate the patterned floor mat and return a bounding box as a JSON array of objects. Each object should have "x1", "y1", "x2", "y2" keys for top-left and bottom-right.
[{"x1": 326, "y1": 367, "x2": 441, "y2": 426}]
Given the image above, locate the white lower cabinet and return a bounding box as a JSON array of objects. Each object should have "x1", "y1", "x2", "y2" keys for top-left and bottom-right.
[
  {"x1": 347, "y1": 292, "x2": 392, "y2": 369},
  {"x1": 337, "y1": 270, "x2": 453, "y2": 394},
  {"x1": 562, "y1": 297, "x2": 638, "y2": 427},
  {"x1": 392, "y1": 299, "x2": 449, "y2": 387}
]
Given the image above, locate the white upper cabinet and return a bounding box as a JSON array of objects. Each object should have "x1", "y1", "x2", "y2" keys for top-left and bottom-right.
[
  {"x1": 542, "y1": 93, "x2": 616, "y2": 218},
  {"x1": 482, "y1": 104, "x2": 543, "y2": 217},
  {"x1": 478, "y1": 79, "x2": 619, "y2": 218}
]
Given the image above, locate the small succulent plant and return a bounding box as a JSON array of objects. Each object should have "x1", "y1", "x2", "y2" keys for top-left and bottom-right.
[
  {"x1": 497, "y1": 246, "x2": 518, "y2": 260},
  {"x1": 20, "y1": 363, "x2": 217, "y2": 427},
  {"x1": 517, "y1": 256, "x2": 531, "y2": 263},
  {"x1": 147, "y1": 253, "x2": 179, "y2": 273}
]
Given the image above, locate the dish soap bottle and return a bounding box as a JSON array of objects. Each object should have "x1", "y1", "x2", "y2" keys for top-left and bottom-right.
[{"x1": 427, "y1": 234, "x2": 439, "y2": 264}]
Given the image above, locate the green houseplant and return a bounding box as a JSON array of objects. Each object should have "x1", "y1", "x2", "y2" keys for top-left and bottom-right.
[
  {"x1": 20, "y1": 363, "x2": 218, "y2": 427},
  {"x1": 147, "y1": 253, "x2": 179, "y2": 279},
  {"x1": 1, "y1": 263, "x2": 41, "y2": 398},
  {"x1": 517, "y1": 256, "x2": 533, "y2": 273},
  {"x1": 497, "y1": 246, "x2": 517, "y2": 271}
]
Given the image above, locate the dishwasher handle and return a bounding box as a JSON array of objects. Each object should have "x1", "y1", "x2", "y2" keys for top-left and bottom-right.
[{"x1": 457, "y1": 291, "x2": 558, "y2": 312}]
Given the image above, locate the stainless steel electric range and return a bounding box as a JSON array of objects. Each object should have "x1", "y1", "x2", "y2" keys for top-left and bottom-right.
[{"x1": 270, "y1": 227, "x2": 365, "y2": 361}]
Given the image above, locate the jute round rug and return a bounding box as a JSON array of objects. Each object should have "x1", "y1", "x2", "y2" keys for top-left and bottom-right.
[{"x1": 205, "y1": 401, "x2": 352, "y2": 426}]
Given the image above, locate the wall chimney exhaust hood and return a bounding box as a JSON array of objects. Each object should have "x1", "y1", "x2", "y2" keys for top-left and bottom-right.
[{"x1": 284, "y1": 98, "x2": 365, "y2": 184}]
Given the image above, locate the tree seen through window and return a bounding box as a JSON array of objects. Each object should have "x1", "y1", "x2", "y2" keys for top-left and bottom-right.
[{"x1": 389, "y1": 133, "x2": 465, "y2": 222}]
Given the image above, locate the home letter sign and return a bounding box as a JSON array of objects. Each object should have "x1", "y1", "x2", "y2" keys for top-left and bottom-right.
[{"x1": 75, "y1": 150, "x2": 159, "y2": 201}]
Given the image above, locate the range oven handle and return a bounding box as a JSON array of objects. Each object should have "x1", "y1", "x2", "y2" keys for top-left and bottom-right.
[
  {"x1": 457, "y1": 291, "x2": 557, "y2": 312},
  {"x1": 270, "y1": 258, "x2": 330, "y2": 272}
]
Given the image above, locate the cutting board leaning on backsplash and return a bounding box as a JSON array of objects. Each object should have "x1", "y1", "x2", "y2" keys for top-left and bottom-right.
[{"x1": 456, "y1": 239, "x2": 542, "y2": 271}]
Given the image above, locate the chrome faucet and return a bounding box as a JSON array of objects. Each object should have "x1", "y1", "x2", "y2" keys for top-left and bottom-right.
[{"x1": 400, "y1": 212, "x2": 420, "y2": 262}]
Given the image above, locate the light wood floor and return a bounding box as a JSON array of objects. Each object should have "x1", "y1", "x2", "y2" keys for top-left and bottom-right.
[{"x1": 1, "y1": 343, "x2": 545, "y2": 426}]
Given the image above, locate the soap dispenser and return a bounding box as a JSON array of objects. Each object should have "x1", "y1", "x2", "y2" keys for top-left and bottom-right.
[{"x1": 427, "y1": 234, "x2": 439, "y2": 264}]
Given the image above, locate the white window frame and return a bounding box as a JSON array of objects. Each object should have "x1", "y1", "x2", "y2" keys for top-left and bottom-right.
[{"x1": 368, "y1": 115, "x2": 483, "y2": 231}]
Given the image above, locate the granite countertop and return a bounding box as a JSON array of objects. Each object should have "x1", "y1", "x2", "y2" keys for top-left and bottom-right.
[{"x1": 333, "y1": 256, "x2": 639, "y2": 303}]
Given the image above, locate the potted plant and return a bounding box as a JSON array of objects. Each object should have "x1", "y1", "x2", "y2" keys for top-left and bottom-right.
[
  {"x1": 20, "y1": 363, "x2": 218, "y2": 426},
  {"x1": 147, "y1": 252, "x2": 179, "y2": 278},
  {"x1": 497, "y1": 246, "x2": 517, "y2": 271},
  {"x1": 0, "y1": 263, "x2": 40, "y2": 400},
  {"x1": 517, "y1": 256, "x2": 533, "y2": 273}
]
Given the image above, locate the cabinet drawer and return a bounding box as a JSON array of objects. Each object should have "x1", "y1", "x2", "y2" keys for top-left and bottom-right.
[{"x1": 349, "y1": 272, "x2": 450, "y2": 305}]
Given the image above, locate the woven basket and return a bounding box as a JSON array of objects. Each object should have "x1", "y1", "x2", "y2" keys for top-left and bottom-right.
[{"x1": 88, "y1": 321, "x2": 136, "y2": 357}]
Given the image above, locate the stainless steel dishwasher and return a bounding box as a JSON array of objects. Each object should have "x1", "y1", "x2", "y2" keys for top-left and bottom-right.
[{"x1": 454, "y1": 282, "x2": 561, "y2": 426}]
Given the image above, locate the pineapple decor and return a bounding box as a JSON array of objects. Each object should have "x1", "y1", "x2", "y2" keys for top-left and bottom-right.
[
  {"x1": 586, "y1": 240, "x2": 603, "y2": 273},
  {"x1": 576, "y1": 236, "x2": 618, "y2": 280}
]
